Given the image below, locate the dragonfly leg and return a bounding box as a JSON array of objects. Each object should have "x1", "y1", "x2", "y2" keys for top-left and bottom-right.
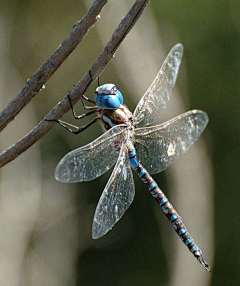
[
  {"x1": 69, "y1": 69, "x2": 101, "y2": 113},
  {"x1": 67, "y1": 92, "x2": 99, "y2": 119},
  {"x1": 45, "y1": 100, "x2": 98, "y2": 128},
  {"x1": 80, "y1": 95, "x2": 96, "y2": 108},
  {"x1": 79, "y1": 70, "x2": 98, "y2": 110},
  {"x1": 46, "y1": 116, "x2": 100, "y2": 134},
  {"x1": 69, "y1": 70, "x2": 101, "y2": 112},
  {"x1": 89, "y1": 69, "x2": 100, "y2": 88}
]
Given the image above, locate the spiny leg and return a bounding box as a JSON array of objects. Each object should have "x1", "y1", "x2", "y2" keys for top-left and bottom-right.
[
  {"x1": 62, "y1": 72, "x2": 98, "y2": 122},
  {"x1": 70, "y1": 69, "x2": 101, "y2": 111},
  {"x1": 46, "y1": 70, "x2": 101, "y2": 131},
  {"x1": 79, "y1": 70, "x2": 100, "y2": 109},
  {"x1": 89, "y1": 69, "x2": 100, "y2": 88},
  {"x1": 67, "y1": 93, "x2": 99, "y2": 119},
  {"x1": 65, "y1": 68, "x2": 101, "y2": 114},
  {"x1": 46, "y1": 116, "x2": 100, "y2": 134}
]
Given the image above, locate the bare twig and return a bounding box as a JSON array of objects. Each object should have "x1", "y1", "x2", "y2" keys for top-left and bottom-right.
[
  {"x1": 0, "y1": 0, "x2": 150, "y2": 168},
  {"x1": 0, "y1": 0, "x2": 107, "y2": 132}
]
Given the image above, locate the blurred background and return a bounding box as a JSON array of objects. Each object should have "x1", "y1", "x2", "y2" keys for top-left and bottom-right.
[{"x1": 0, "y1": 0, "x2": 239, "y2": 285}]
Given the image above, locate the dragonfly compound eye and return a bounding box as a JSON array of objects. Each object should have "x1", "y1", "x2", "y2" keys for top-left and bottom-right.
[
  {"x1": 95, "y1": 93, "x2": 122, "y2": 110},
  {"x1": 95, "y1": 84, "x2": 124, "y2": 110}
]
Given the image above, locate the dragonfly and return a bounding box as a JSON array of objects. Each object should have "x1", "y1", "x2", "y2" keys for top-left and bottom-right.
[{"x1": 52, "y1": 44, "x2": 210, "y2": 271}]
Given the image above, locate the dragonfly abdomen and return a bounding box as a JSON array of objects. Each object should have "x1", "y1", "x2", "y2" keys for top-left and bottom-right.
[{"x1": 127, "y1": 144, "x2": 211, "y2": 272}]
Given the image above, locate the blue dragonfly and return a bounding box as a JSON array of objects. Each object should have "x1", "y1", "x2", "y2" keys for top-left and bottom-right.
[{"x1": 52, "y1": 44, "x2": 210, "y2": 271}]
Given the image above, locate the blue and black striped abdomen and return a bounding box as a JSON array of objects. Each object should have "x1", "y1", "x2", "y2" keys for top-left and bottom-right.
[{"x1": 127, "y1": 143, "x2": 210, "y2": 271}]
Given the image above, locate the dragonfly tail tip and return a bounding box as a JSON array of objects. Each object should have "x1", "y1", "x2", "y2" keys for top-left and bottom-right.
[{"x1": 198, "y1": 254, "x2": 211, "y2": 272}]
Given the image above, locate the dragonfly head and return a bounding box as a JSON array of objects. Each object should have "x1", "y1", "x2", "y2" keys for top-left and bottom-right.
[{"x1": 94, "y1": 84, "x2": 123, "y2": 110}]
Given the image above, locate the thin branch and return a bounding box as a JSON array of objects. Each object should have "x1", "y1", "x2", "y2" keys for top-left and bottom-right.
[
  {"x1": 0, "y1": 0, "x2": 150, "y2": 168},
  {"x1": 0, "y1": 0, "x2": 107, "y2": 132}
]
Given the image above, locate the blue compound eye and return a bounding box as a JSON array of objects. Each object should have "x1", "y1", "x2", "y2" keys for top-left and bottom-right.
[
  {"x1": 94, "y1": 84, "x2": 124, "y2": 110},
  {"x1": 95, "y1": 94, "x2": 122, "y2": 110},
  {"x1": 105, "y1": 95, "x2": 121, "y2": 109},
  {"x1": 115, "y1": 89, "x2": 123, "y2": 105}
]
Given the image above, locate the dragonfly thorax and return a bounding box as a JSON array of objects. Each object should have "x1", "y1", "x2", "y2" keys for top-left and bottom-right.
[
  {"x1": 99, "y1": 105, "x2": 133, "y2": 130},
  {"x1": 95, "y1": 84, "x2": 123, "y2": 110}
]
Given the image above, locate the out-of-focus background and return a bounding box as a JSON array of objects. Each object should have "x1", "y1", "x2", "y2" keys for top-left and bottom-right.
[{"x1": 0, "y1": 0, "x2": 239, "y2": 285}]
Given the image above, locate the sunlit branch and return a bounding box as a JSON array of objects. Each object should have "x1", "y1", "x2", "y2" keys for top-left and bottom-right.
[
  {"x1": 0, "y1": 0, "x2": 107, "y2": 132},
  {"x1": 0, "y1": 0, "x2": 150, "y2": 168}
]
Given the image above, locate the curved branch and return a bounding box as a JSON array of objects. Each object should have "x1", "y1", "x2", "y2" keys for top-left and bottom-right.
[
  {"x1": 0, "y1": 0, "x2": 107, "y2": 132},
  {"x1": 0, "y1": 0, "x2": 150, "y2": 168}
]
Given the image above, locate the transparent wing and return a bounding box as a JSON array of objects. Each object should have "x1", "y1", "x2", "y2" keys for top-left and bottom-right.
[
  {"x1": 133, "y1": 44, "x2": 183, "y2": 128},
  {"x1": 92, "y1": 143, "x2": 135, "y2": 239},
  {"x1": 54, "y1": 124, "x2": 127, "y2": 182},
  {"x1": 135, "y1": 110, "x2": 209, "y2": 174}
]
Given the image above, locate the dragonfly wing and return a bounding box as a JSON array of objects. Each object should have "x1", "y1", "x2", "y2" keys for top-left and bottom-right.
[
  {"x1": 92, "y1": 143, "x2": 135, "y2": 239},
  {"x1": 133, "y1": 44, "x2": 183, "y2": 128},
  {"x1": 55, "y1": 125, "x2": 127, "y2": 182},
  {"x1": 135, "y1": 110, "x2": 209, "y2": 174}
]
